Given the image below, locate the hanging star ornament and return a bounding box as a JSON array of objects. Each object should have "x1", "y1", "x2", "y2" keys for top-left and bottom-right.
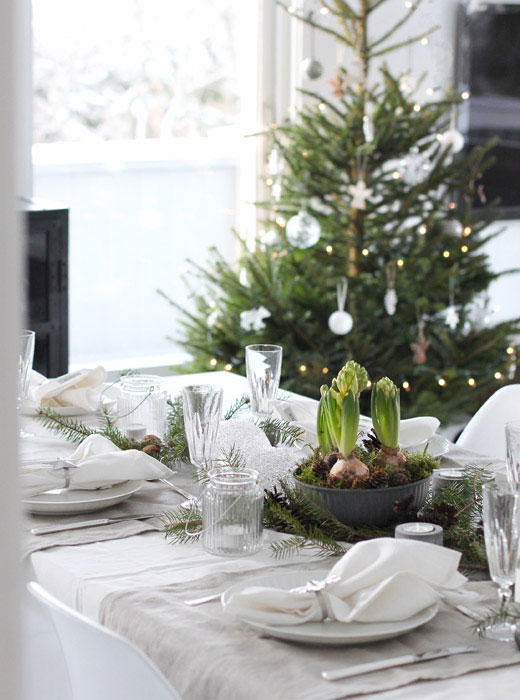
[
  {"x1": 328, "y1": 72, "x2": 346, "y2": 98},
  {"x1": 410, "y1": 328, "x2": 431, "y2": 365},
  {"x1": 240, "y1": 306, "x2": 271, "y2": 332},
  {"x1": 348, "y1": 179, "x2": 373, "y2": 210}
]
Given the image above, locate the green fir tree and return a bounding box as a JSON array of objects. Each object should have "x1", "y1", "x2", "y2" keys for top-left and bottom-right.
[{"x1": 163, "y1": 0, "x2": 519, "y2": 423}]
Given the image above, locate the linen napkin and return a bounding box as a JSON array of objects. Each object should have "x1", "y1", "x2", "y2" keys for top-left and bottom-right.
[
  {"x1": 271, "y1": 399, "x2": 439, "y2": 450},
  {"x1": 21, "y1": 434, "x2": 170, "y2": 498},
  {"x1": 31, "y1": 366, "x2": 107, "y2": 412},
  {"x1": 223, "y1": 538, "x2": 466, "y2": 625}
]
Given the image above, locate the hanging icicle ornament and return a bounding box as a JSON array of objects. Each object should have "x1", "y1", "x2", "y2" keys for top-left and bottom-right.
[
  {"x1": 300, "y1": 11, "x2": 323, "y2": 80},
  {"x1": 384, "y1": 263, "x2": 398, "y2": 316},
  {"x1": 410, "y1": 315, "x2": 430, "y2": 365},
  {"x1": 286, "y1": 210, "x2": 321, "y2": 249},
  {"x1": 268, "y1": 147, "x2": 283, "y2": 176},
  {"x1": 240, "y1": 306, "x2": 271, "y2": 332},
  {"x1": 443, "y1": 273, "x2": 460, "y2": 330},
  {"x1": 328, "y1": 277, "x2": 353, "y2": 335},
  {"x1": 363, "y1": 102, "x2": 375, "y2": 143},
  {"x1": 441, "y1": 220, "x2": 463, "y2": 237}
]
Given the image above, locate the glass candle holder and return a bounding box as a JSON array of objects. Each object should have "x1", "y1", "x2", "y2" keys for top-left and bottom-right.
[
  {"x1": 117, "y1": 375, "x2": 167, "y2": 438},
  {"x1": 506, "y1": 420, "x2": 520, "y2": 485},
  {"x1": 201, "y1": 469, "x2": 263, "y2": 557}
]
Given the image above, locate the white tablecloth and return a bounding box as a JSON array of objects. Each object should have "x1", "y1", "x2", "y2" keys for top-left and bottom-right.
[{"x1": 26, "y1": 371, "x2": 519, "y2": 700}]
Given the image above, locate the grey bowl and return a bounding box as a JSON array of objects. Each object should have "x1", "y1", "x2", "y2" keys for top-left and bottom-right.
[{"x1": 294, "y1": 475, "x2": 431, "y2": 527}]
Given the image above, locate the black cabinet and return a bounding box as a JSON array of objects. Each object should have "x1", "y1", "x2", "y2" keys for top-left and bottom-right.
[{"x1": 22, "y1": 198, "x2": 69, "y2": 377}]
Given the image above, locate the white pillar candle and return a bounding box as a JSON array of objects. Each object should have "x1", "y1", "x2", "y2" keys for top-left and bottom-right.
[
  {"x1": 431, "y1": 468, "x2": 465, "y2": 500},
  {"x1": 395, "y1": 522, "x2": 444, "y2": 546}
]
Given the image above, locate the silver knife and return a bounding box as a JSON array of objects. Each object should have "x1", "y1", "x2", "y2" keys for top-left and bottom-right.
[
  {"x1": 30, "y1": 513, "x2": 162, "y2": 536},
  {"x1": 322, "y1": 646, "x2": 477, "y2": 682}
]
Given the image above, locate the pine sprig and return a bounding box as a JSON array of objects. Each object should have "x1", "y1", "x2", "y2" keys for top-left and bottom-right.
[
  {"x1": 36, "y1": 408, "x2": 98, "y2": 443},
  {"x1": 224, "y1": 394, "x2": 250, "y2": 419},
  {"x1": 257, "y1": 417, "x2": 304, "y2": 446},
  {"x1": 162, "y1": 504, "x2": 202, "y2": 543}
]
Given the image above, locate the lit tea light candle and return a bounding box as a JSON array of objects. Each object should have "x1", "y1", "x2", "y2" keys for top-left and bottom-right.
[
  {"x1": 125, "y1": 423, "x2": 147, "y2": 441},
  {"x1": 395, "y1": 522, "x2": 443, "y2": 546},
  {"x1": 431, "y1": 468, "x2": 465, "y2": 500}
]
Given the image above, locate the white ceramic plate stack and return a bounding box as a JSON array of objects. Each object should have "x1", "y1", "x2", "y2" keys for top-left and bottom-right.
[
  {"x1": 223, "y1": 570, "x2": 438, "y2": 645},
  {"x1": 22, "y1": 480, "x2": 144, "y2": 515}
]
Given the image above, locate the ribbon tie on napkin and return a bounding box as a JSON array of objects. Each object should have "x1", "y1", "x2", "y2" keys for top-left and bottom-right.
[
  {"x1": 223, "y1": 538, "x2": 466, "y2": 625},
  {"x1": 21, "y1": 434, "x2": 170, "y2": 498},
  {"x1": 31, "y1": 367, "x2": 107, "y2": 412},
  {"x1": 271, "y1": 399, "x2": 440, "y2": 449}
]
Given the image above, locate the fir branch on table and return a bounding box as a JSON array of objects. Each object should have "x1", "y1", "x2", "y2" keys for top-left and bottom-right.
[
  {"x1": 36, "y1": 408, "x2": 98, "y2": 444},
  {"x1": 162, "y1": 503, "x2": 202, "y2": 543},
  {"x1": 224, "y1": 394, "x2": 250, "y2": 420},
  {"x1": 472, "y1": 603, "x2": 520, "y2": 638},
  {"x1": 257, "y1": 417, "x2": 304, "y2": 447}
]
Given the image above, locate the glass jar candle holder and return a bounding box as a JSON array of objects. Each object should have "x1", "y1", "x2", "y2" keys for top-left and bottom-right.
[
  {"x1": 201, "y1": 469, "x2": 263, "y2": 557},
  {"x1": 117, "y1": 375, "x2": 167, "y2": 438}
]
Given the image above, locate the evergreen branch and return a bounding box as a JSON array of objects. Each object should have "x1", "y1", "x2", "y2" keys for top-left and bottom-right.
[
  {"x1": 224, "y1": 394, "x2": 250, "y2": 419},
  {"x1": 372, "y1": 25, "x2": 439, "y2": 57},
  {"x1": 36, "y1": 408, "x2": 98, "y2": 443},
  {"x1": 472, "y1": 604, "x2": 520, "y2": 638},
  {"x1": 257, "y1": 417, "x2": 304, "y2": 446}
]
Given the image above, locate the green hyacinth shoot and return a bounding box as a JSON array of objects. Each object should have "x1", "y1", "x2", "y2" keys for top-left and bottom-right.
[
  {"x1": 317, "y1": 361, "x2": 368, "y2": 456},
  {"x1": 371, "y1": 376, "x2": 400, "y2": 449}
]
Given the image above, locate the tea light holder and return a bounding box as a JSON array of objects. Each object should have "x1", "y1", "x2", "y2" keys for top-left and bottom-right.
[
  {"x1": 395, "y1": 522, "x2": 443, "y2": 546},
  {"x1": 431, "y1": 468, "x2": 465, "y2": 500}
]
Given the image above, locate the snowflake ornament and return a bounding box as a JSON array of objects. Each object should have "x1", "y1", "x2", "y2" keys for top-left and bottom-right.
[{"x1": 240, "y1": 306, "x2": 271, "y2": 332}]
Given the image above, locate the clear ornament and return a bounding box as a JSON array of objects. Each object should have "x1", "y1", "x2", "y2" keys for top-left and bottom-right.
[
  {"x1": 300, "y1": 57, "x2": 323, "y2": 80},
  {"x1": 286, "y1": 210, "x2": 321, "y2": 248},
  {"x1": 442, "y1": 220, "x2": 463, "y2": 237},
  {"x1": 384, "y1": 288, "x2": 398, "y2": 316},
  {"x1": 328, "y1": 310, "x2": 353, "y2": 335}
]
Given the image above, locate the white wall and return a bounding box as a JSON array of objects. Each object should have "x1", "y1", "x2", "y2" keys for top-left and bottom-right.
[
  {"x1": 297, "y1": 0, "x2": 520, "y2": 325},
  {"x1": 0, "y1": 0, "x2": 23, "y2": 696}
]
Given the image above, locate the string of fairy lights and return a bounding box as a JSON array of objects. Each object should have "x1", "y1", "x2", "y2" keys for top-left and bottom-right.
[{"x1": 202, "y1": 0, "x2": 517, "y2": 391}]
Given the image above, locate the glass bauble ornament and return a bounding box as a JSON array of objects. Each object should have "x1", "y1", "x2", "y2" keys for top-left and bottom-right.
[
  {"x1": 441, "y1": 128, "x2": 464, "y2": 154},
  {"x1": 442, "y1": 220, "x2": 463, "y2": 237},
  {"x1": 286, "y1": 210, "x2": 321, "y2": 249},
  {"x1": 328, "y1": 310, "x2": 353, "y2": 335},
  {"x1": 300, "y1": 57, "x2": 323, "y2": 80}
]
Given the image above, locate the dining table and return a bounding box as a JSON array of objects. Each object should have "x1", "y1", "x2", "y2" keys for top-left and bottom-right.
[{"x1": 22, "y1": 371, "x2": 520, "y2": 700}]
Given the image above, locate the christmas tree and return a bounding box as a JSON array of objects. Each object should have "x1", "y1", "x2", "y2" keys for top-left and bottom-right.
[{"x1": 164, "y1": 0, "x2": 519, "y2": 423}]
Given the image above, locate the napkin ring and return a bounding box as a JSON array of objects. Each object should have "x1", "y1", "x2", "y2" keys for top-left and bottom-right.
[
  {"x1": 290, "y1": 574, "x2": 341, "y2": 619},
  {"x1": 52, "y1": 459, "x2": 79, "y2": 489}
]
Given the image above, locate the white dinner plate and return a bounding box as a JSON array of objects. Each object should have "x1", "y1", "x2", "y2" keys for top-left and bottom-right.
[
  {"x1": 22, "y1": 479, "x2": 144, "y2": 515},
  {"x1": 222, "y1": 570, "x2": 439, "y2": 645},
  {"x1": 20, "y1": 383, "x2": 118, "y2": 417},
  {"x1": 405, "y1": 434, "x2": 451, "y2": 459}
]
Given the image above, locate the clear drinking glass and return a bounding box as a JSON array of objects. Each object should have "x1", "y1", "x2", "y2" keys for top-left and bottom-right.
[
  {"x1": 245, "y1": 344, "x2": 282, "y2": 418},
  {"x1": 482, "y1": 482, "x2": 520, "y2": 641},
  {"x1": 18, "y1": 330, "x2": 35, "y2": 438},
  {"x1": 201, "y1": 469, "x2": 263, "y2": 556},
  {"x1": 117, "y1": 375, "x2": 167, "y2": 438},
  {"x1": 506, "y1": 420, "x2": 520, "y2": 484},
  {"x1": 182, "y1": 384, "x2": 223, "y2": 469}
]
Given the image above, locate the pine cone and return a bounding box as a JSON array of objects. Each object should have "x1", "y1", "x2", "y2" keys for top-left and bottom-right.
[
  {"x1": 389, "y1": 468, "x2": 411, "y2": 486},
  {"x1": 366, "y1": 468, "x2": 389, "y2": 489},
  {"x1": 312, "y1": 457, "x2": 331, "y2": 481},
  {"x1": 362, "y1": 429, "x2": 381, "y2": 453},
  {"x1": 427, "y1": 502, "x2": 458, "y2": 530},
  {"x1": 325, "y1": 449, "x2": 339, "y2": 469}
]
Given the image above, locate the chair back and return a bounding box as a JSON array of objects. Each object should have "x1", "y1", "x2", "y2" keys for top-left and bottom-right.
[
  {"x1": 456, "y1": 384, "x2": 520, "y2": 460},
  {"x1": 27, "y1": 582, "x2": 181, "y2": 700}
]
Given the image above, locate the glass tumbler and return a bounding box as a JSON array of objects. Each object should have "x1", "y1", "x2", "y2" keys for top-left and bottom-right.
[
  {"x1": 182, "y1": 384, "x2": 223, "y2": 469},
  {"x1": 17, "y1": 330, "x2": 35, "y2": 438},
  {"x1": 245, "y1": 344, "x2": 282, "y2": 418},
  {"x1": 506, "y1": 420, "x2": 520, "y2": 485},
  {"x1": 201, "y1": 469, "x2": 263, "y2": 556},
  {"x1": 117, "y1": 375, "x2": 167, "y2": 438},
  {"x1": 482, "y1": 482, "x2": 520, "y2": 641}
]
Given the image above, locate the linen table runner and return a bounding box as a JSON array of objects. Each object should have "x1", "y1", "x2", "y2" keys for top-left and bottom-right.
[{"x1": 99, "y1": 570, "x2": 520, "y2": 700}]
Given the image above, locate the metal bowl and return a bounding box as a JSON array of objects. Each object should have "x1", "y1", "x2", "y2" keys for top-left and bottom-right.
[{"x1": 294, "y1": 475, "x2": 431, "y2": 527}]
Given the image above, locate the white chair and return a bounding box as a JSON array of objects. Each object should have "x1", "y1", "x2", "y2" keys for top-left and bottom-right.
[
  {"x1": 456, "y1": 384, "x2": 520, "y2": 460},
  {"x1": 27, "y1": 582, "x2": 182, "y2": 700}
]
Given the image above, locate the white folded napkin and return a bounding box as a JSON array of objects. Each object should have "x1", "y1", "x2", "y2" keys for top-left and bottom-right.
[
  {"x1": 31, "y1": 367, "x2": 107, "y2": 412},
  {"x1": 21, "y1": 434, "x2": 170, "y2": 498},
  {"x1": 223, "y1": 538, "x2": 466, "y2": 625},
  {"x1": 271, "y1": 399, "x2": 439, "y2": 450}
]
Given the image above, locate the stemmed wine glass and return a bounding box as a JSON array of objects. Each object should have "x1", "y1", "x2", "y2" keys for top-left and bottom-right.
[
  {"x1": 482, "y1": 482, "x2": 520, "y2": 641},
  {"x1": 17, "y1": 330, "x2": 35, "y2": 437}
]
